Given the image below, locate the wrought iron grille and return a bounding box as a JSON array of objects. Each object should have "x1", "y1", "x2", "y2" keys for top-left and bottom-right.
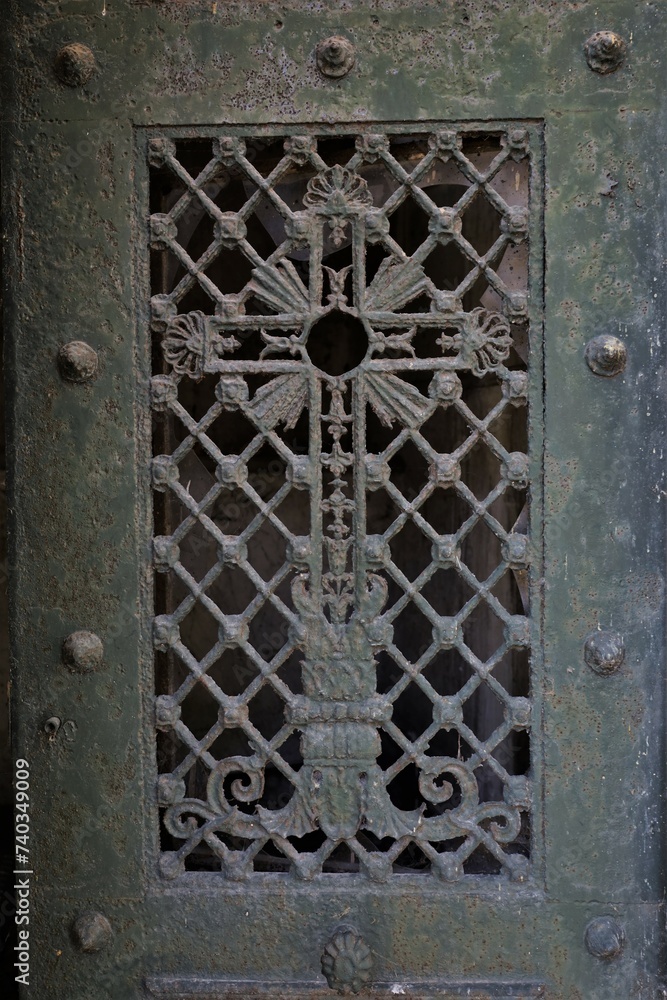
[{"x1": 148, "y1": 125, "x2": 538, "y2": 882}]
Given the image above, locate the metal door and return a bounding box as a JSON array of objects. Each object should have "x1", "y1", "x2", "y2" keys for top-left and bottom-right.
[{"x1": 3, "y1": 2, "x2": 666, "y2": 997}]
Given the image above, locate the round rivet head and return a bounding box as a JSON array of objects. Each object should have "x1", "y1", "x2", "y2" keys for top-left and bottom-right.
[
  {"x1": 585, "y1": 916, "x2": 625, "y2": 960},
  {"x1": 584, "y1": 630, "x2": 625, "y2": 676},
  {"x1": 72, "y1": 910, "x2": 113, "y2": 953},
  {"x1": 54, "y1": 43, "x2": 97, "y2": 87},
  {"x1": 316, "y1": 36, "x2": 356, "y2": 78},
  {"x1": 584, "y1": 334, "x2": 627, "y2": 377},
  {"x1": 62, "y1": 631, "x2": 104, "y2": 674},
  {"x1": 584, "y1": 31, "x2": 627, "y2": 74},
  {"x1": 58, "y1": 341, "x2": 99, "y2": 383}
]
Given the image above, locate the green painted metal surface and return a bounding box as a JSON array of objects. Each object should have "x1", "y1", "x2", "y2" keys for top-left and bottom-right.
[{"x1": 2, "y1": 1, "x2": 667, "y2": 997}]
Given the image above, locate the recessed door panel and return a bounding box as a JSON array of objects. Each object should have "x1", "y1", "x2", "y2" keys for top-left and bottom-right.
[{"x1": 3, "y1": 3, "x2": 666, "y2": 998}]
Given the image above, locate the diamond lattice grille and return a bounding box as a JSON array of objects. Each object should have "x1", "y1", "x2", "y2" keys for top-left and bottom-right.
[{"x1": 149, "y1": 127, "x2": 537, "y2": 881}]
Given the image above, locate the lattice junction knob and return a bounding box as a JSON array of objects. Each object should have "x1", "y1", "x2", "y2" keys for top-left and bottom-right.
[{"x1": 321, "y1": 925, "x2": 373, "y2": 994}]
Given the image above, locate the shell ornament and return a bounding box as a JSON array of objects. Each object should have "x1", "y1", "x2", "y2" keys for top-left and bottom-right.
[{"x1": 321, "y1": 925, "x2": 374, "y2": 994}]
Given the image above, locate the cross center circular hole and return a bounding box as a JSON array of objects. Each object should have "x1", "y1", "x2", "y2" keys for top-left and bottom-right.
[{"x1": 306, "y1": 311, "x2": 368, "y2": 377}]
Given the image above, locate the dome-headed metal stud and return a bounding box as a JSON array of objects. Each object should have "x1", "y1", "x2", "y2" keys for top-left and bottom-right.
[
  {"x1": 584, "y1": 630, "x2": 625, "y2": 676},
  {"x1": 54, "y1": 43, "x2": 97, "y2": 87},
  {"x1": 58, "y1": 341, "x2": 99, "y2": 383},
  {"x1": 316, "y1": 36, "x2": 356, "y2": 78},
  {"x1": 585, "y1": 916, "x2": 625, "y2": 959},
  {"x1": 72, "y1": 910, "x2": 113, "y2": 953},
  {"x1": 584, "y1": 31, "x2": 627, "y2": 74},
  {"x1": 584, "y1": 334, "x2": 627, "y2": 377},
  {"x1": 62, "y1": 631, "x2": 104, "y2": 673}
]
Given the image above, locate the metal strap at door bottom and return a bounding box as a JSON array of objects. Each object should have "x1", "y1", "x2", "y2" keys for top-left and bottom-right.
[{"x1": 144, "y1": 977, "x2": 548, "y2": 999}]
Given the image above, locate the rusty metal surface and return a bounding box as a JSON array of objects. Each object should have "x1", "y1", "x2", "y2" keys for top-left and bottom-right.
[{"x1": 2, "y1": 0, "x2": 667, "y2": 998}]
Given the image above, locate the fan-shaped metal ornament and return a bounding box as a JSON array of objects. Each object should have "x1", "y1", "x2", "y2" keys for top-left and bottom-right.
[{"x1": 321, "y1": 925, "x2": 374, "y2": 994}]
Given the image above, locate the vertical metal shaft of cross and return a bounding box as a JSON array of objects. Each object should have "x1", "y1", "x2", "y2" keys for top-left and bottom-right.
[{"x1": 293, "y1": 369, "x2": 386, "y2": 840}]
